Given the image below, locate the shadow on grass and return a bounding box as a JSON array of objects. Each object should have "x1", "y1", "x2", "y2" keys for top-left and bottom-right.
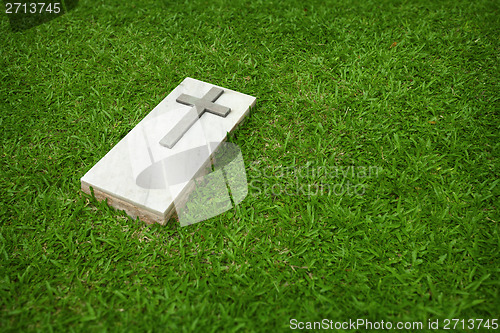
[{"x1": 4, "y1": 0, "x2": 78, "y2": 32}]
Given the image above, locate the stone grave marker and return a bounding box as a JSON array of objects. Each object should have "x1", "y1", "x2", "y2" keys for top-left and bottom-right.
[{"x1": 81, "y1": 78, "x2": 256, "y2": 225}]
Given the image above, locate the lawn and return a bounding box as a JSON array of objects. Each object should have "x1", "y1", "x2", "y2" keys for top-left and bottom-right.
[{"x1": 0, "y1": 0, "x2": 499, "y2": 331}]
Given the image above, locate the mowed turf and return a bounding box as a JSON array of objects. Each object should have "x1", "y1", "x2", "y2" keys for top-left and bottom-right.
[{"x1": 0, "y1": 0, "x2": 499, "y2": 331}]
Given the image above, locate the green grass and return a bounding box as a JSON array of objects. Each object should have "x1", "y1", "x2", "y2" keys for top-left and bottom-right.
[{"x1": 1, "y1": 0, "x2": 499, "y2": 331}]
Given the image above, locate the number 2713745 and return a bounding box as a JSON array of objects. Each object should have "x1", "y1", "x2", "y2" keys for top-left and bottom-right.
[
  {"x1": 443, "y1": 319, "x2": 498, "y2": 330},
  {"x1": 5, "y1": 3, "x2": 62, "y2": 14}
]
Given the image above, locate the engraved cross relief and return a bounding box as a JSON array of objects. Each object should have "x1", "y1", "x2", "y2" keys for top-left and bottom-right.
[{"x1": 159, "y1": 87, "x2": 231, "y2": 148}]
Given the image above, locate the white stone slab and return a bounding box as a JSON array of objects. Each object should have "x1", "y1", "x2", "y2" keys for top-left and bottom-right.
[{"x1": 81, "y1": 78, "x2": 256, "y2": 224}]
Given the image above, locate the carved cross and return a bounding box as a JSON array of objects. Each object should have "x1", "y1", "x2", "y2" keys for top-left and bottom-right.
[{"x1": 159, "y1": 87, "x2": 231, "y2": 148}]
